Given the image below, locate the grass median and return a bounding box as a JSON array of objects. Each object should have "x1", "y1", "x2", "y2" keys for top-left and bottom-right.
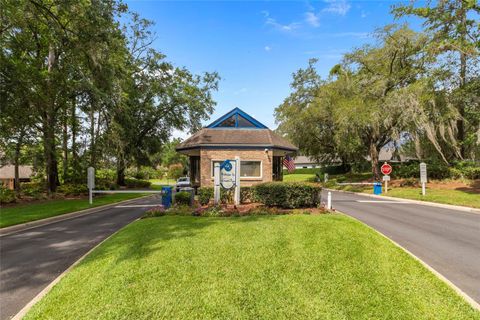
[
  {"x1": 25, "y1": 215, "x2": 479, "y2": 319},
  {"x1": 0, "y1": 193, "x2": 147, "y2": 228}
]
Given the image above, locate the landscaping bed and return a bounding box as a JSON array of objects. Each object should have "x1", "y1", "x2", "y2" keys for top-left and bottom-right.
[{"x1": 24, "y1": 215, "x2": 479, "y2": 319}]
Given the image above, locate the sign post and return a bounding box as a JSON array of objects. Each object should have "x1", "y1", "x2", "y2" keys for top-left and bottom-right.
[
  {"x1": 234, "y1": 156, "x2": 240, "y2": 205},
  {"x1": 380, "y1": 162, "x2": 392, "y2": 193},
  {"x1": 420, "y1": 162, "x2": 427, "y2": 196},
  {"x1": 87, "y1": 167, "x2": 95, "y2": 204},
  {"x1": 214, "y1": 163, "x2": 220, "y2": 205}
]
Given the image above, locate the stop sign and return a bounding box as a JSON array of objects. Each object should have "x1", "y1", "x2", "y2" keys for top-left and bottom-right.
[{"x1": 381, "y1": 163, "x2": 392, "y2": 175}]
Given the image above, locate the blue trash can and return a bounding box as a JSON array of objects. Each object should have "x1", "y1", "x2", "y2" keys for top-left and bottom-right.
[
  {"x1": 373, "y1": 182, "x2": 382, "y2": 195},
  {"x1": 161, "y1": 186, "x2": 173, "y2": 208}
]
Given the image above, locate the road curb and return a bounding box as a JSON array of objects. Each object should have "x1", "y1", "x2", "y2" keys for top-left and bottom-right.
[
  {"x1": 343, "y1": 213, "x2": 480, "y2": 311},
  {"x1": 0, "y1": 195, "x2": 154, "y2": 237},
  {"x1": 11, "y1": 217, "x2": 142, "y2": 320},
  {"x1": 324, "y1": 188, "x2": 480, "y2": 214}
]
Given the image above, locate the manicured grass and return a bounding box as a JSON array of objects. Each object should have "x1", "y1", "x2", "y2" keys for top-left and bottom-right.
[
  {"x1": 0, "y1": 193, "x2": 146, "y2": 228},
  {"x1": 25, "y1": 215, "x2": 479, "y2": 319},
  {"x1": 283, "y1": 173, "x2": 316, "y2": 182},
  {"x1": 328, "y1": 184, "x2": 480, "y2": 208},
  {"x1": 149, "y1": 178, "x2": 175, "y2": 185},
  {"x1": 386, "y1": 187, "x2": 480, "y2": 208}
]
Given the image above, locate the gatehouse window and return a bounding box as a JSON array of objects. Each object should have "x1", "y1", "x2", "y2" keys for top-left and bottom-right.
[{"x1": 240, "y1": 161, "x2": 261, "y2": 178}]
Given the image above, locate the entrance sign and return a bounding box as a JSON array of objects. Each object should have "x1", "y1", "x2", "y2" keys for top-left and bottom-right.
[
  {"x1": 420, "y1": 162, "x2": 427, "y2": 195},
  {"x1": 381, "y1": 162, "x2": 392, "y2": 175},
  {"x1": 214, "y1": 158, "x2": 241, "y2": 205},
  {"x1": 220, "y1": 160, "x2": 236, "y2": 189}
]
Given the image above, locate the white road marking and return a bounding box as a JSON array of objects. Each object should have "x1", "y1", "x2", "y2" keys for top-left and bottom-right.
[
  {"x1": 356, "y1": 200, "x2": 411, "y2": 204},
  {"x1": 114, "y1": 204, "x2": 161, "y2": 208}
]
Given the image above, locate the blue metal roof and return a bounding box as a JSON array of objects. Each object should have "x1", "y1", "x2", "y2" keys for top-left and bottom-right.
[{"x1": 206, "y1": 107, "x2": 268, "y2": 129}]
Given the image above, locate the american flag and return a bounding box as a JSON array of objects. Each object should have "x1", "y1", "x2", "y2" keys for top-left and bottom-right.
[{"x1": 283, "y1": 155, "x2": 295, "y2": 173}]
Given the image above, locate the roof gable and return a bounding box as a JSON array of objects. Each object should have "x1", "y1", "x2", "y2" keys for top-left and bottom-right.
[{"x1": 206, "y1": 108, "x2": 268, "y2": 129}]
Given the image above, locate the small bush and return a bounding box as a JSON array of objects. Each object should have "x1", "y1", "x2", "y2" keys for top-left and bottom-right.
[
  {"x1": 198, "y1": 187, "x2": 213, "y2": 205},
  {"x1": 124, "y1": 178, "x2": 151, "y2": 189},
  {"x1": 96, "y1": 179, "x2": 118, "y2": 190},
  {"x1": 96, "y1": 169, "x2": 116, "y2": 181},
  {"x1": 21, "y1": 182, "x2": 45, "y2": 197},
  {"x1": 166, "y1": 205, "x2": 194, "y2": 216},
  {"x1": 254, "y1": 182, "x2": 321, "y2": 208},
  {"x1": 240, "y1": 186, "x2": 257, "y2": 203},
  {"x1": 57, "y1": 183, "x2": 88, "y2": 195},
  {"x1": 168, "y1": 163, "x2": 184, "y2": 180},
  {"x1": 0, "y1": 186, "x2": 16, "y2": 204},
  {"x1": 460, "y1": 166, "x2": 480, "y2": 180},
  {"x1": 175, "y1": 191, "x2": 192, "y2": 206},
  {"x1": 201, "y1": 206, "x2": 224, "y2": 217},
  {"x1": 144, "y1": 206, "x2": 166, "y2": 218}
]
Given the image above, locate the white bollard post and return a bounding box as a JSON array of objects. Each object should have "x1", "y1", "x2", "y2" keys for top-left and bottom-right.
[
  {"x1": 89, "y1": 189, "x2": 93, "y2": 205},
  {"x1": 214, "y1": 163, "x2": 220, "y2": 205},
  {"x1": 234, "y1": 156, "x2": 240, "y2": 205},
  {"x1": 422, "y1": 182, "x2": 426, "y2": 196},
  {"x1": 327, "y1": 191, "x2": 332, "y2": 210},
  {"x1": 385, "y1": 180, "x2": 388, "y2": 193}
]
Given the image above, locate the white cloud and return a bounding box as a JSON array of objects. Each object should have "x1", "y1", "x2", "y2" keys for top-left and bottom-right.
[
  {"x1": 322, "y1": 0, "x2": 351, "y2": 16},
  {"x1": 264, "y1": 46, "x2": 272, "y2": 52},
  {"x1": 262, "y1": 10, "x2": 300, "y2": 32},
  {"x1": 305, "y1": 12, "x2": 320, "y2": 27}
]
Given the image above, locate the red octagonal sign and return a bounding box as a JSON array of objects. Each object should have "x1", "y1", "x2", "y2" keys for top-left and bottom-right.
[{"x1": 381, "y1": 163, "x2": 392, "y2": 175}]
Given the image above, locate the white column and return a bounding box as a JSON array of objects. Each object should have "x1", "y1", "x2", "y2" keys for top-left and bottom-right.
[
  {"x1": 327, "y1": 191, "x2": 332, "y2": 210},
  {"x1": 214, "y1": 163, "x2": 220, "y2": 205},
  {"x1": 234, "y1": 156, "x2": 240, "y2": 205}
]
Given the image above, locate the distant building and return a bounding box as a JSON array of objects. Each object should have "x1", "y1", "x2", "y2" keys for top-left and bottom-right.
[
  {"x1": 176, "y1": 108, "x2": 298, "y2": 188},
  {"x1": 0, "y1": 165, "x2": 33, "y2": 190}
]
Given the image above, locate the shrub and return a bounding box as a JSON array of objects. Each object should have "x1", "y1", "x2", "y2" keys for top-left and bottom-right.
[
  {"x1": 175, "y1": 191, "x2": 191, "y2": 206},
  {"x1": 0, "y1": 186, "x2": 16, "y2": 204},
  {"x1": 200, "y1": 206, "x2": 224, "y2": 217},
  {"x1": 168, "y1": 163, "x2": 184, "y2": 180},
  {"x1": 254, "y1": 182, "x2": 321, "y2": 208},
  {"x1": 124, "y1": 178, "x2": 151, "y2": 189},
  {"x1": 57, "y1": 183, "x2": 88, "y2": 195},
  {"x1": 198, "y1": 187, "x2": 213, "y2": 205},
  {"x1": 21, "y1": 182, "x2": 45, "y2": 197},
  {"x1": 462, "y1": 166, "x2": 480, "y2": 180},
  {"x1": 96, "y1": 179, "x2": 118, "y2": 190},
  {"x1": 166, "y1": 205, "x2": 194, "y2": 216},
  {"x1": 126, "y1": 166, "x2": 161, "y2": 180},
  {"x1": 240, "y1": 186, "x2": 257, "y2": 203},
  {"x1": 96, "y1": 169, "x2": 116, "y2": 181},
  {"x1": 144, "y1": 206, "x2": 166, "y2": 218},
  {"x1": 197, "y1": 187, "x2": 234, "y2": 205}
]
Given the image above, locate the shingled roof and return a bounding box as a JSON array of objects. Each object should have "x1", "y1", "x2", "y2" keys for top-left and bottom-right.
[{"x1": 176, "y1": 128, "x2": 298, "y2": 151}]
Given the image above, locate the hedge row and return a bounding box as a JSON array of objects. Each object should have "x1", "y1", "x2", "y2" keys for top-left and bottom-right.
[
  {"x1": 391, "y1": 161, "x2": 480, "y2": 180},
  {"x1": 198, "y1": 182, "x2": 321, "y2": 208}
]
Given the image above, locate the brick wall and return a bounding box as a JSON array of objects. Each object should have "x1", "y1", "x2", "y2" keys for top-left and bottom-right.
[{"x1": 200, "y1": 148, "x2": 273, "y2": 187}]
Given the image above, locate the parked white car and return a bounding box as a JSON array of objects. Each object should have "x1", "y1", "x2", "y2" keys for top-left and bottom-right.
[{"x1": 175, "y1": 177, "x2": 191, "y2": 192}]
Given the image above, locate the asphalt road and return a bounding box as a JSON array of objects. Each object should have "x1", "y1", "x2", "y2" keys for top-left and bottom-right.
[
  {"x1": 322, "y1": 189, "x2": 480, "y2": 304},
  {"x1": 0, "y1": 196, "x2": 160, "y2": 320}
]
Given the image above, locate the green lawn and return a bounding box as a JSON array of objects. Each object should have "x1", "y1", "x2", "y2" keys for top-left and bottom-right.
[
  {"x1": 0, "y1": 193, "x2": 146, "y2": 228},
  {"x1": 25, "y1": 215, "x2": 479, "y2": 319},
  {"x1": 283, "y1": 173, "x2": 316, "y2": 182},
  {"x1": 386, "y1": 187, "x2": 480, "y2": 208},
  {"x1": 149, "y1": 178, "x2": 176, "y2": 185}
]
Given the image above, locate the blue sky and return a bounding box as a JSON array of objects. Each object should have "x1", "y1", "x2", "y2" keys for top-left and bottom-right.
[{"x1": 125, "y1": 0, "x2": 419, "y2": 135}]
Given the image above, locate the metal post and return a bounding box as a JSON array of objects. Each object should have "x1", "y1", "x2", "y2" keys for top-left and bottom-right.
[
  {"x1": 422, "y1": 182, "x2": 426, "y2": 196},
  {"x1": 327, "y1": 191, "x2": 332, "y2": 210},
  {"x1": 214, "y1": 163, "x2": 220, "y2": 205},
  {"x1": 234, "y1": 156, "x2": 240, "y2": 205},
  {"x1": 89, "y1": 189, "x2": 92, "y2": 205},
  {"x1": 385, "y1": 180, "x2": 388, "y2": 193}
]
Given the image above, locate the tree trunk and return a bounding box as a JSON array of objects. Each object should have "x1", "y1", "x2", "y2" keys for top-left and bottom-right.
[
  {"x1": 14, "y1": 131, "x2": 24, "y2": 194},
  {"x1": 457, "y1": 1, "x2": 467, "y2": 158},
  {"x1": 369, "y1": 142, "x2": 380, "y2": 181},
  {"x1": 116, "y1": 153, "x2": 126, "y2": 186},
  {"x1": 71, "y1": 99, "x2": 79, "y2": 182},
  {"x1": 62, "y1": 108, "x2": 68, "y2": 182},
  {"x1": 89, "y1": 97, "x2": 96, "y2": 167},
  {"x1": 43, "y1": 117, "x2": 59, "y2": 193}
]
